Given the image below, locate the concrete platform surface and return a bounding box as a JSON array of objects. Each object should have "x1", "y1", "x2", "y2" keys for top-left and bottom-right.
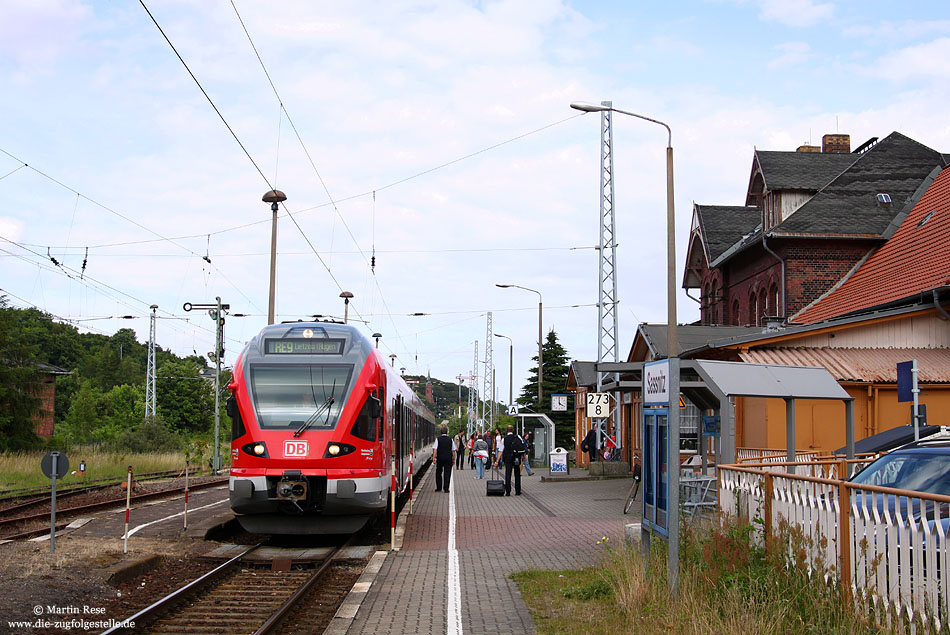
[{"x1": 339, "y1": 466, "x2": 638, "y2": 635}]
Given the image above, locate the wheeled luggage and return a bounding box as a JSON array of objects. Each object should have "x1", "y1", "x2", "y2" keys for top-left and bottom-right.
[{"x1": 486, "y1": 466, "x2": 505, "y2": 496}]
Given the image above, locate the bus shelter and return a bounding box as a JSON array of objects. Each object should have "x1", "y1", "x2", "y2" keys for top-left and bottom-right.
[{"x1": 598, "y1": 359, "x2": 856, "y2": 467}]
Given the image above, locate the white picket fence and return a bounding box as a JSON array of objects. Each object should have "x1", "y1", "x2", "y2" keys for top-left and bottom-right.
[{"x1": 720, "y1": 461, "x2": 950, "y2": 633}]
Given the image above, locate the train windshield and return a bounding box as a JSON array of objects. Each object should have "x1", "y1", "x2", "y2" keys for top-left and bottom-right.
[{"x1": 249, "y1": 364, "x2": 353, "y2": 430}]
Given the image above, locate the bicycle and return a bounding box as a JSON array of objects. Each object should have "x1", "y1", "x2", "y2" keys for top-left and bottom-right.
[{"x1": 623, "y1": 456, "x2": 642, "y2": 515}]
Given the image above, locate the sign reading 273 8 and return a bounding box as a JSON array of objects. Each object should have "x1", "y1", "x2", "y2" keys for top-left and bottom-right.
[{"x1": 585, "y1": 392, "x2": 610, "y2": 418}]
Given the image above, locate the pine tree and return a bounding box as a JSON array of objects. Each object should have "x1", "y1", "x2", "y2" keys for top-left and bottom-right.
[{"x1": 516, "y1": 329, "x2": 573, "y2": 446}]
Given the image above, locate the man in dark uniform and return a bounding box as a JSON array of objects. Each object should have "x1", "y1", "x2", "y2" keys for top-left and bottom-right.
[
  {"x1": 431, "y1": 424, "x2": 456, "y2": 493},
  {"x1": 498, "y1": 425, "x2": 524, "y2": 496}
]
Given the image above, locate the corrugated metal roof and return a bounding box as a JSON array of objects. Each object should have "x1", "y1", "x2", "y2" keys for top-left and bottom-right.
[{"x1": 740, "y1": 347, "x2": 950, "y2": 383}]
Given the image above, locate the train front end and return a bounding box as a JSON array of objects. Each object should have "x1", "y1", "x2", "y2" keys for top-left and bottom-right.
[{"x1": 228, "y1": 322, "x2": 387, "y2": 534}]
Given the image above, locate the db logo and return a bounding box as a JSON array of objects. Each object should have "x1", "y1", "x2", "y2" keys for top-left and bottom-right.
[{"x1": 283, "y1": 440, "x2": 308, "y2": 458}]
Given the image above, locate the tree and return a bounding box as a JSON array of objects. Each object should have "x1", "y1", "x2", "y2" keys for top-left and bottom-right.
[
  {"x1": 156, "y1": 360, "x2": 214, "y2": 434},
  {"x1": 0, "y1": 297, "x2": 43, "y2": 451},
  {"x1": 516, "y1": 329, "x2": 573, "y2": 446}
]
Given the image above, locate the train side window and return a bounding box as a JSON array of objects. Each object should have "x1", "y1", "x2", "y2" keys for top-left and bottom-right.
[
  {"x1": 226, "y1": 395, "x2": 245, "y2": 441},
  {"x1": 350, "y1": 394, "x2": 377, "y2": 442}
]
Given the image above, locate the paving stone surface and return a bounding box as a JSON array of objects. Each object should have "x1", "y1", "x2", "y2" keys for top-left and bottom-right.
[{"x1": 347, "y1": 466, "x2": 639, "y2": 634}]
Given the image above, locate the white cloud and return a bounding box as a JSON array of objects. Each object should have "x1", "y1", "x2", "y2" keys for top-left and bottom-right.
[
  {"x1": 874, "y1": 37, "x2": 950, "y2": 81},
  {"x1": 768, "y1": 41, "x2": 812, "y2": 68},
  {"x1": 758, "y1": 0, "x2": 834, "y2": 27}
]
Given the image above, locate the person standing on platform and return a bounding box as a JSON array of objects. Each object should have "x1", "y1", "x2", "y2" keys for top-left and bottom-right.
[
  {"x1": 432, "y1": 424, "x2": 456, "y2": 493},
  {"x1": 497, "y1": 425, "x2": 524, "y2": 496},
  {"x1": 468, "y1": 433, "x2": 477, "y2": 469},
  {"x1": 581, "y1": 427, "x2": 598, "y2": 465},
  {"x1": 455, "y1": 431, "x2": 466, "y2": 470},
  {"x1": 518, "y1": 431, "x2": 534, "y2": 477},
  {"x1": 472, "y1": 435, "x2": 489, "y2": 479}
]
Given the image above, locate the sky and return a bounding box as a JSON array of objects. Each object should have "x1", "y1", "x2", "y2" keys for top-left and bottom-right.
[{"x1": 1, "y1": 0, "x2": 948, "y2": 405}]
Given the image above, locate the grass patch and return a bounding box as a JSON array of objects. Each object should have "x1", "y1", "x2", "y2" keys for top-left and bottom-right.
[
  {"x1": 514, "y1": 517, "x2": 894, "y2": 634},
  {"x1": 512, "y1": 568, "x2": 625, "y2": 635},
  {"x1": 0, "y1": 449, "x2": 192, "y2": 493}
]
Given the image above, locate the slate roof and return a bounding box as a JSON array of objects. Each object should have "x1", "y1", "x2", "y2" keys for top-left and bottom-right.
[
  {"x1": 637, "y1": 324, "x2": 762, "y2": 359},
  {"x1": 754, "y1": 150, "x2": 857, "y2": 192},
  {"x1": 793, "y1": 165, "x2": 950, "y2": 324},
  {"x1": 694, "y1": 204, "x2": 761, "y2": 263},
  {"x1": 773, "y1": 132, "x2": 946, "y2": 236}
]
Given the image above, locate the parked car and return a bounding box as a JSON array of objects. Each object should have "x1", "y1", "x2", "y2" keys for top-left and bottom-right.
[{"x1": 849, "y1": 428, "x2": 950, "y2": 495}]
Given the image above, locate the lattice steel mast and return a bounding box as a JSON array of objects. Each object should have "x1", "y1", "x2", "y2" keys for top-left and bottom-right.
[
  {"x1": 484, "y1": 312, "x2": 493, "y2": 431},
  {"x1": 597, "y1": 101, "x2": 620, "y2": 449},
  {"x1": 471, "y1": 341, "x2": 479, "y2": 432},
  {"x1": 144, "y1": 304, "x2": 158, "y2": 422}
]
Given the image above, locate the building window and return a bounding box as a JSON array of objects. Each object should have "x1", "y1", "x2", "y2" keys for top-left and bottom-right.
[
  {"x1": 748, "y1": 293, "x2": 757, "y2": 326},
  {"x1": 759, "y1": 288, "x2": 767, "y2": 322},
  {"x1": 732, "y1": 300, "x2": 740, "y2": 326},
  {"x1": 770, "y1": 283, "x2": 779, "y2": 317}
]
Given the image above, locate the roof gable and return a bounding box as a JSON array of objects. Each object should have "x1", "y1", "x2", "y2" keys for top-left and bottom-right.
[
  {"x1": 793, "y1": 165, "x2": 950, "y2": 324},
  {"x1": 694, "y1": 204, "x2": 761, "y2": 263}
]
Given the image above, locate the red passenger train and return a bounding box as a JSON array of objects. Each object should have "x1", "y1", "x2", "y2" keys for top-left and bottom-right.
[{"x1": 226, "y1": 321, "x2": 435, "y2": 534}]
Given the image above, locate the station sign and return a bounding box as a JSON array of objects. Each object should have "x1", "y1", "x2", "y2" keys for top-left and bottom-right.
[
  {"x1": 644, "y1": 360, "x2": 670, "y2": 405},
  {"x1": 585, "y1": 392, "x2": 610, "y2": 418}
]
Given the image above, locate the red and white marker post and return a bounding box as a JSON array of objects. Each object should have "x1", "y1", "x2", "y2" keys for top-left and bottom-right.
[
  {"x1": 183, "y1": 460, "x2": 189, "y2": 531},
  {"x1": 123, "y1": 465, "x2": 133, "y2": 553},
  {"x1": 409, "y1": 450, "x2": 414, "y2": 515}
]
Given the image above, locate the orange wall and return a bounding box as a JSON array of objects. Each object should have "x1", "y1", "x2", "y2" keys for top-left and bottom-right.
[{"x1": 738, "y1": 385, "x2": 950, "y2": 454}]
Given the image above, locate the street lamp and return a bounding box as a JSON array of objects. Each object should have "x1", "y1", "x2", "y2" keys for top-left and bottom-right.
[
  {"x1": 496, "y1": 284, "x2": 543, "y2": 408},
  {"x1": 571, "y1": 100, "x2": 679, "y2": 592},
  {"x1": 262, "y1": 189, "x2": 287, "y2": 325},
  {"x1": 494, "y1": 333, "x2": 513, "y2": 405},
  {"x1": 389, "y1": 353, "x2": 397, "y2": 367},
  {"x1": 339, "y1": 291, "x2": 354, "y2": 324},
  {"x1": 372, "y1": 332, "x2": 382, "y2": 348}
]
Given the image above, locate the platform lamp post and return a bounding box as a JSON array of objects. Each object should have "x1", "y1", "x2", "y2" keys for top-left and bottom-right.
[
  {"x1": 389, "y1": 354, "x2": 397, "y2": 367},
  {"x1": 373, "y1": 332, "x2": 382, "y2": 348},
  {"x1": 339, "y1": 291, "x2": 354, "y2": 324},
  {"x1": 494, "y1": 333, "x2": 513, "y2": 405},
  {"x1": 571, "y1": 101, "x2": 679, "y2": 593},
  {"x1": 496, "y1": 284, "x2": 542, "y2": 409},
  {"x1": 263, "y1": 189, "x2": 287, "y2": 325}
]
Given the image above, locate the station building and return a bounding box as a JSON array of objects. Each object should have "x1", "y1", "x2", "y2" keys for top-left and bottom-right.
[{"x1": 570, "y1": 131, "x2": 950, "y2": 466}]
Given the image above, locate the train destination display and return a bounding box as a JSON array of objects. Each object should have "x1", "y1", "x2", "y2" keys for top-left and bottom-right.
[{"x1": 264, "y1": 338, "x2": 344, "y2": 355}]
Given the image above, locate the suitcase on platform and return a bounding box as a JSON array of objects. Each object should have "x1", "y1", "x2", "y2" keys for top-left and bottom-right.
[{"x1": 486, "y1": 467, "x2": 505, "y2": 496}]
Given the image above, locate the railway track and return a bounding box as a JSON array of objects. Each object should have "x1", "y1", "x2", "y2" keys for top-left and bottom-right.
[
  {"x1": 105, "y1": 541, "x2": 352, "y2": 635},
  {"x1": 0, "y1": 478, "x2": 228, "y2": 540},
  {"x1": 0, "y1": 469, "x2": 203, "y2": 506}
]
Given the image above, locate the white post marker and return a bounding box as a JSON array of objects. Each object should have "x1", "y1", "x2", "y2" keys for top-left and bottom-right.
[
  {"x1": 123, "y1": 466, "x2": 132, "y2": 553},
  {"x1": 183, "y1": 460, "x2": 189, "y2": 531}
]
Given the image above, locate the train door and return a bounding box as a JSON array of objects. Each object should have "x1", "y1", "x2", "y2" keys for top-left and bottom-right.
[{"x1": 393, "y1": 395, "x2": 402, "y2": 489}]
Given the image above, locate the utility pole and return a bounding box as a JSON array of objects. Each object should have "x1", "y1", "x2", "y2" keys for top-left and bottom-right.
[{"x1": 472, "y1": 341, "x2": 479, "y2": 432}]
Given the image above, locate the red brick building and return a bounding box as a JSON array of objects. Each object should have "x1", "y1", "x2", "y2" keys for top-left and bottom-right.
[
  {"x1": 33, "y1": 363, "x2": 70, "y2": 439},
  {"x1": 684, "y1": 132, "x2": 947, "y2": 326}
]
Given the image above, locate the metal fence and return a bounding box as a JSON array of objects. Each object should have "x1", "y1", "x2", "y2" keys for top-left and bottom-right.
[{"x1": 720, "y1": 460, "x2": 950, "y2": 633}]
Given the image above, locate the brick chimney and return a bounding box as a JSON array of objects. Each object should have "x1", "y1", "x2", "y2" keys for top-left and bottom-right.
[{"x1": 822, "y1": 134, "x2": 850, "y2": 153}]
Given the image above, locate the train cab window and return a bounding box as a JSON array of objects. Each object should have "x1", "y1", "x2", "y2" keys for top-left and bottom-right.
[
  {"x1": 351, "y1": 392, "x2": 379, "y2": 442},
  {"x1": 249, "y1": 365, "x2": 353, "y2": 430},
  {"x1": 226, "y1": 395, "x2": 245, "y2": 440}
]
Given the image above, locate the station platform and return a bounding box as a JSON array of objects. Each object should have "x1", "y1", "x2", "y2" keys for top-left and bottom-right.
[{"x1": 328, "y1": 463, "x2": 636, "y2": 635}]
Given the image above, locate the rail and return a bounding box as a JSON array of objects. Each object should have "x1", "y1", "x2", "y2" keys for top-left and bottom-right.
[{"x1": 720, "y1": 460, "x2": 950, "y2": 632}]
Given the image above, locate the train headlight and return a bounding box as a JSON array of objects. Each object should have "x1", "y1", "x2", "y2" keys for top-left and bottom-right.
[
  {"x1": 240, "y1": 441, "x2": 269, "y2": 458},
  {"x1": 323, "y1": 443, "x2": 356, "y2": 458}
]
